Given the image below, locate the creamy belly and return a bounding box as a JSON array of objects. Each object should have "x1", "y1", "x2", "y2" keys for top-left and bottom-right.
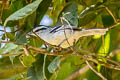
[{"x1": 40, "y1": 30, "x2": 80, "y2": 48}]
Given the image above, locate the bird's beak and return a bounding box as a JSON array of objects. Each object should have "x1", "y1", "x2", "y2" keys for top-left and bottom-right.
[{"x1": 27, "y1": 31, "x2": 36, "y2": 36}]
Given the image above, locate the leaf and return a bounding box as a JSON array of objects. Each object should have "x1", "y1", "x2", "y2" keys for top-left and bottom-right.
[
  {"x1": 0, "y1": 42, "x2": 23, "y2": 64},
  {"x1": 56, "y1": 62, "x2": 74, "y2": 80},
  {"x1": 97, "y1": 32, "x2": 110, "y2": 71},
  {"x1": 2, "y1": 0, "x2": 24, "y2": 24},
  {"x1": 102, "y1": 15, "x2": 114, "y2": 27},
  {"x1": 56, "y1": 2, "x2": 78, "y2": 26},
  {"x1": 22, "y1": 55, "x2": 35, "y2": 67},
  {"x1": 27, "y1": 55, "x2": 45, "y2": 80},
  {"x1": 48, "y1": 56, "x2": 60, "y2": 73},
  {"x1": 4, "y1": 0, "x2": 43, "y2": 26},
  {"x1": 98, "y1": 32, "x2": 110, "y2": 55},
  {"x1": 9, "y1": 45, "x2": 23, "y2": 64},
  {"x1": 0, "y1": 65, "x2": 26, "y2": 79},
  {"x1": 50, "y1": 56, "x2": 81, "y2": 80},
  {"x1": 15, "y1": 31, "x2": 27, "y2": 44},
  {"x1": 79, "y1": 11, "x2": 98, "y2": 26},
  {"x1": 97, "y1": 15, "x2": 112, "y2": 72},
  {"x1": 78, "y1": 2, "x2": 103, "y2": 26},
  {"x1": 0, "y1": 43, "x2": 18, "y2": 54}
]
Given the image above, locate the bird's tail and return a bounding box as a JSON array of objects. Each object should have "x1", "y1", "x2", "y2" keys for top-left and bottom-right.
[{"x1": 79, "y1": 28, "x2": 108, "y2": 37}]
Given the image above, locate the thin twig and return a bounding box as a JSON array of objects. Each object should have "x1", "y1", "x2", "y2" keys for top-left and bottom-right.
[
  {"x1": 19, "y1": 55, "x2": 26, "y2": 67},
  {"x1": 74, "y1": 53, "x2": 120, "y2": 70},
  {"x1": 108, "y1": 48, "x2": 120, "y2": 58},
  {"x1": 0, "y1": 52, "x2": 23, "y2": 57},
  {"x1": 61, "y1": 15, "x2": 73, "y2": 33},
  {"x1": 93, "y1": 54, "x2": 120, "y2": 66},
  {"x1": 29, "y1": 46, "x2": 69, "y2": 56},
  {"x1": 109, "y1": 22, "x2": 120, "y2": 29},
  {"x1": 63, "y1": 25, "x2": 73, "y2": 51},
  {"x1": 0, "y1": 41, "x2": 8, "y2": 43},
  {"x1": 105, "y1": 6, "x2": 117, "y2": 23},
  {"x1": 43, "y1": 55, "x2": 47, "y2": 80},
  {"x1": 86, "y1": 61, "x2": 107, "y2": 80},
  {"x1": 23, "y1": 48, "x2": 29, "y2": 56},
  {"x1": 103, "y1": 6, "x2": 120, "y2": 29},
  {"x1": 28, "y1": 46, "x2": 120, "y2": 70},
  {"x1": 78, "y1": 48, "x2": 120, "y2": 66},
  {"x1": 60, "y1": 17, "x2": 73, "y2": 51},
  {"x1": 102, "y1": 36, "x2": 105, "y2": 55}
]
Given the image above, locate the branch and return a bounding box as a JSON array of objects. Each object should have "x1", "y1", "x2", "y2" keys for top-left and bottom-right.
[
  {"x1": 74, "y1": 54, "x2": 120, "y2": 70},
  {"x1": 77, "y1": 48, "x2": 120, "y2": 66},
  {"x1": 105, "y1": 6, "x2": 117, "y2": 23},
  {"x1": 0, "y1": 41, "x2": 8, "y2": 43},
  {"x1": 28, "y1": 46, "x2": 120, "y2": 70},
  {"x1": 28, "y1": 46, "x2": 72, "y2": 56},
  {"x1": 86, "y1": 61, "x2": 107, "y2": 80},
  {"x1": 109, "y1": 48, "x2": 120, "y2": 58},
  {"x1": 0, "y1": 52, "x2": 23, "y2": 57},
  {"x1": 109, "y1": 21, "x2": 120, "y2": 29}
]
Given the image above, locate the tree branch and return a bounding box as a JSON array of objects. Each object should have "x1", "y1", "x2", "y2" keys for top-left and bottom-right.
[{"x1": 86, "y1": 61, "x2": 107, "y2": 80}]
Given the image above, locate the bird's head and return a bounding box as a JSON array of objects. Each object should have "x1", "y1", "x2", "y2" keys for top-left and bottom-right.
[{"x1": 28, "y1": 25, "x2": 48, "y2": 36}]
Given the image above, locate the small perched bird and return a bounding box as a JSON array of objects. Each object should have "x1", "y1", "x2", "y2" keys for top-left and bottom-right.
[{"x1": 28, "y1": 25, "x2": 108, "y2": 48}]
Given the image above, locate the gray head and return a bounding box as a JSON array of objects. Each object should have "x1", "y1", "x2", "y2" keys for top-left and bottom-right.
[{"x1": 28, "y1": 25, "x2": 48, "y2": 36}]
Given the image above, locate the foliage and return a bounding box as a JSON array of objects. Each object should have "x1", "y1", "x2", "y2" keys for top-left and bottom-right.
[{"x1": 0, "y1": 0, "x2": 120, "y2": 80}]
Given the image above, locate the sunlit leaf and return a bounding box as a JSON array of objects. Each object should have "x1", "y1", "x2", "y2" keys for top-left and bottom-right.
[
  {"x1": 4, "y1": 0, "x2": 43, "y2": 26},
  {"x1": 22, "y1": 55, "x2": 35, "y2": 67},
  {"x1": 0, "y1": 43, "x2": 18, "y2": 54},
  {"x1": 97, "y1": 32, "x2": 110, "y2": 71},
  {"x1": 98, "y1": 32, "x2": 110, "y2": 54}
]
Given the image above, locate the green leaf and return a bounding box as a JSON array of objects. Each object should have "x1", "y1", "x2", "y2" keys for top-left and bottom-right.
[
  {"x1": 79, "y1": 11, "x2": 98, "y2": 26},
  {"x1": 0, "y1": 65, "x2": 26, "y2": 79},
  {"x1": 98, "y1": 32, "x2": 110, "y2": 55},
  {"x1": 0, "y1": 42, "x2": 23, "y2": 64},
  {"x1": 22, "y1": 55, "x2": 35, "y2": 67},
  {"x1": 4, "y1": 0, "x2": 43, "y2": 26},
  {"x1": 97, "y1": 32, "x2": 110, "y2": 71},
  {"x1": 56, "y1": 2, "x2": 78, "y2": 26},
  {"x1": 79, "y1": 8, "x2": 95, "y2": 26},
  {"x1": 2, "y1": 0, "x2": 24, "y2": 24},
  {"x1": 9, "y1": 45, "x2": 23, "y2": 64},
  {"x1": 78, "y1": 2, "x2": 103, "y2": 26},
  {"x1": 0, "y1": 43, "x2": 18, "y2": 54},
  {"x1": 27, "y1": 55, "x2": 45, "y2": 80},
  {"x1": 15, "y1": 31, "x2": 27, "y2": 44},
  {"x1": 56, "y1": 62, "x2": 74, "y2": 80},
  {"x1": 102, "y1": 15, "x2": 114, "y2": 27},
  {"x1": 48, "y1": 56, "x2": 60, "y2": 73}
]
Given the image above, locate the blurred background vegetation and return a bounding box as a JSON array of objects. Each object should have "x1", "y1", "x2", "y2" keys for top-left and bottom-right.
[{"x1": 0, "y1": 0, "x2": 120, "y2": 80}]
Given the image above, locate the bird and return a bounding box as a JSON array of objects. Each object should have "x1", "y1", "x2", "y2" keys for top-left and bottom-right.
[{"x1": 28, "y1": 25, "x2": 108, "y2": 48}]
